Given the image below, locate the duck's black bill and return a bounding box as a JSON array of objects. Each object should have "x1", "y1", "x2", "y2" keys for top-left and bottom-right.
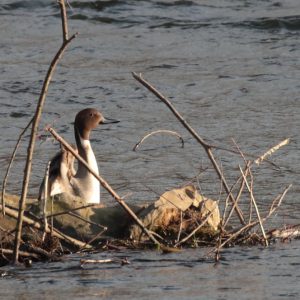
[{"x1": 102, "y1": 117, "x2": 120, "y2": 124}]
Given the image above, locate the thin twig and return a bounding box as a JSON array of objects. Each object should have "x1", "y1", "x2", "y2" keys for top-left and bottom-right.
[
  {"x1": 13, "y1": 0, "x2": 78, "y2": 264},
  {"x1": 175, "y1": 203, "x2": 218, "y2": 247},
  {"x1": 133, "y1": 129, "x2": 184, "y2": 151},
  {"x1": 1, "y1": 117, "x2": 34, "y2": 216},
  {"x1": 239, "y1": 165, "x2": 268, "y2": 246},
  {"x1": 46, "y1": 126, "x2": 162, "y2": 248},
  {"x1": 212, "y1": 184, "x2": 292, "y2": 255},
  {"x1": 67, "y1": 211, "x2": 107, "y2": 231},
  {"x1": 42, "y1": 203, "x2": 98, "y2": 219},
  {"x1": 132, "y1": 72, "x2": 245, "y2": 226}
]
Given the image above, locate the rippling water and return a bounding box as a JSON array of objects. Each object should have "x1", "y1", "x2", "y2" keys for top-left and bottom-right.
[{"x1": 0, "y1": 0, "x2": 300, "y2": 298}]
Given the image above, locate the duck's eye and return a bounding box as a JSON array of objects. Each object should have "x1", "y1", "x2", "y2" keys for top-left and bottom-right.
[{"x1": 90, "y1": 113, "x2": 93, "y2": 117}]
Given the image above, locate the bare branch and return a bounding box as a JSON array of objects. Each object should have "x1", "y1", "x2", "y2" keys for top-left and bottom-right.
[
  {"x1": 13, "y1": 0, "x2": 78, "y2": 264},
  {"x1": 132, "y1": 72, "x2": 245, "y2": 225},
  {"x1": 133, "y1": 129, "x2": 184, "y2": 151}
]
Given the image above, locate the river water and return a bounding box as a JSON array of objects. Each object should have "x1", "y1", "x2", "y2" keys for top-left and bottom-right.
[{"x1": 0, "y1": 0, "x2": 300, "y2": 299}]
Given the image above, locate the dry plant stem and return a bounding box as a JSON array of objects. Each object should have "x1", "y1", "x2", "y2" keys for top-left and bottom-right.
[
  {"x1": 133, "y1": 129, "x2": 184, "y2": 151},
  {"x1": 46, "y1": 127, "x2": 162, "y2": 247},
  {"x1": 223, "y1": 163, "x2": 250, "y2": 228},
  {"x1": 13, "y1": 1, "x2": 78, "y2": 263},
  {"x1": 1, "y1": 117, "x2": 34, "y2": 216},
  {"x1": 132, "y1": 72, "x2": 245, "y2": 226},
  {"x1": 214, "y1": 184, "x2": 292, "y2": 254},
  {"x1": 267, "y1": 184, "x2": 292, "y2": 216},
  {"x1": 255, "y1": 138, "x2": 290, "y2": 166},
  {"x1": 239, "y1": 165, "x2": 268, "y2": 246},
  {"x1": 209, "y1": 144, "x2": 278, "y2": 168},
  {"x1": 175, "y1": 204, "x2": 218, "y2": 247}
]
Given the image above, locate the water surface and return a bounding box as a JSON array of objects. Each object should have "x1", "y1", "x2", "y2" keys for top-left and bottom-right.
[{"x1": 0, "y1": 0, "x2": 299, "y2": 298}]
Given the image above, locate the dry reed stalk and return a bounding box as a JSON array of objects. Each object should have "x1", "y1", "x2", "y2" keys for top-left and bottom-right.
[
  {"x1": 1, "y1": 117, "x2": 34, "y2": 216},
  {"x1": 13, "y1": 0, "x2": 78, "y2": 264},
  {"x1": 223, "y1": 163, "x2": 250, "y2": 228},
  {"x1": 133, "y1": 129, "x2": 184, "y2": 151},
  {"x1": 132, "y1": 72, "x2": 246, "y2": 226},
  {"x1": 209, "y1": 143, "x2": 278, "y2": 168},
  {"x1": 267, "y1": 184, "x2": 292, "y2": 216},
  {"x1": 255, "y1": 138, "x2": 290, "y2": 166},
  {"x1": 46, "y1": 126, "x2": 162, "y2": 248},
  {"x1": 239, "y1": 165, "x2": 268, "y2": 246},
  {"x1": 175, "y1": 203, "x2": 218, "y2": 247}
]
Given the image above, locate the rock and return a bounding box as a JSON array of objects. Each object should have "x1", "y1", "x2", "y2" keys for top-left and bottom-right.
[{"x1": 129, "y1": 185, "x2": 220, "y2": 241}]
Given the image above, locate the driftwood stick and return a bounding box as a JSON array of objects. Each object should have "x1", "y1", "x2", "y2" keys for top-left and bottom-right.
[
  {"x1": 80, "y1": 258, "x2": 130, "y2": 266},
  {"x1": 13, "y1": 0, "x2": 78, "y2": 263},
  {"x1": 1, "y1": 117, "x2": 34, "y2": 216},
  {"x1": 1, "y1": 248, "x2": 40, "y2": 260},
  {"x1": 132, "y1": 72, "x2": 245, "y2": 225},
  {"x1": 1, "y1": 203, "x2": 89, "y2": 249},
  {"x1": 133, "y1": 129, "x2": 184, "y2": 151},
  {"x1": 175, "y1": 203, "x2": 218, "y2": 247},
  {"x1": 46, "y1": 127, "x2": 162, "y2": 247}
]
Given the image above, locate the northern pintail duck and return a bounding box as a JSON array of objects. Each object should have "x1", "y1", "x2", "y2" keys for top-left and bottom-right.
[{"x1": 39, "y1": 108, "x2": 111, "y2": 204}]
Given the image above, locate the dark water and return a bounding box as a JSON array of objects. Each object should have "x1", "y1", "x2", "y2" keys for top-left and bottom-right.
[{"x1": 0, "y1": 0, "x2": 300, "y2": 298}]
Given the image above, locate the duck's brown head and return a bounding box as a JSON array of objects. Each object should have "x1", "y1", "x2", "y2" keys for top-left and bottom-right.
[{"x1": 74, "y1": 108, "x2": 104, "y2": 140}]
